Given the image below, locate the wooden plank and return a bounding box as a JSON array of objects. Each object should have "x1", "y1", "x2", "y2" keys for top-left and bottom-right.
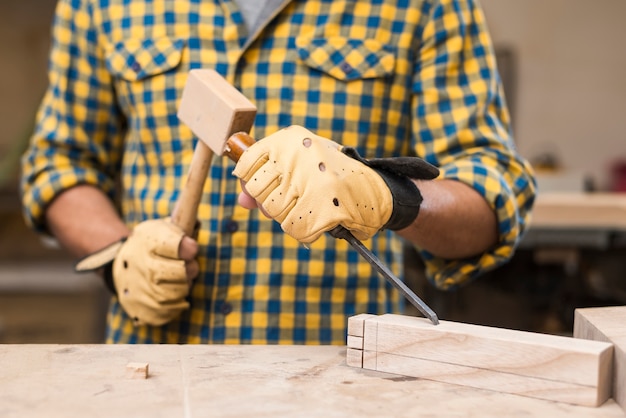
[
  {"x1": 376, "y1": 352, "x2": 603, "y2": 405},
  {"x1": 347, "y1": 314, "x2": 614, "y2": 407},
  {"x1": 574, "y1": 306, "x2": 626, "y2": 412},
  {"x1": 531, "y1": 192, "x2": 626, "y2": 230}
]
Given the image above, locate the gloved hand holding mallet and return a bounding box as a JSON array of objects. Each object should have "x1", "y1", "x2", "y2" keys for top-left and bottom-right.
[{"x1": 75, "y1": 69, "x2": 257, "y2": 326}]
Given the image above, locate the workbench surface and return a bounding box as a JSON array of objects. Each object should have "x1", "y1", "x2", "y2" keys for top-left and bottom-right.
[{"x1": 1, "y1": 345, "x2": 623, "y2": 417}]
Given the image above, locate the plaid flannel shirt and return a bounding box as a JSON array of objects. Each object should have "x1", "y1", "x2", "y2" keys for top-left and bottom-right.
[{"x1": 21, "y1": 0, "x2": 536, "y2": 344}]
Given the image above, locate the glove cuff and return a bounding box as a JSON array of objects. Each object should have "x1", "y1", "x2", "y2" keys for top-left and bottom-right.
[
  {"x1": 101, "y1": 261, "x2": 117, "y2": 295},
  {"x1": 74, "y1": 238, "x2": 126, "y2": 295},
  {"x1": 373, "y1": 168, "x2": 422, "y2": 230},
  {"x1": 341, "y1": 147, "x2": 437, "y2": 231}
]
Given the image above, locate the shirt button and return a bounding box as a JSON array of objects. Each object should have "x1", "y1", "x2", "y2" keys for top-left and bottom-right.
[
  {"x1": 340, "y1": 61, "x2": 353, "y2": 74},
  {"x1": 219, "y1": 302, "x2": 233, "y2": 315},
  {"x1": 225, "y1": 220, "x2": 239, "y2": 233},
  {"x1": 131, "y1": 61, "x2": 142, "y2": 72}
]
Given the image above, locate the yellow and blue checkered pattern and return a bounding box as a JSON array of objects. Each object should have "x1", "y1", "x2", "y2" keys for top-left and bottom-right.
[{"x1": 21, "y1": 0, "x2": 536, "y2": 344}]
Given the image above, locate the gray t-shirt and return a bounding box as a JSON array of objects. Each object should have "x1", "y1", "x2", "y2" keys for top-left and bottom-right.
[{"x1": 235, "y1": 0, "x2": 285, "y2": 35}]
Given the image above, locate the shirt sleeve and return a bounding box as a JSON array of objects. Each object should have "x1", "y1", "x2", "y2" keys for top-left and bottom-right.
[
  {"x1": 411, "y1": 0, "x2": 537, "y2": 290},
  {"x1": 20, "y1": 0, "x2": 125, "y2": 233}
]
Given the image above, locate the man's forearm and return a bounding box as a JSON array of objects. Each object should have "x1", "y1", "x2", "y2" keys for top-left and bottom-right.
[
  {"x1": 397, "y1": 179, "x2": 498, "y2": 259},
  {"x1": 45, "y1": 184, "x2": 130, "y2": 258}
]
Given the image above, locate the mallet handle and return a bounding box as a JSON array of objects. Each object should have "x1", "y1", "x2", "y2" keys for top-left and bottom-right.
[
  {"x1": 171, "y1": 142, "x2": 214, "y2": 235},
  {"x1": 171, "y1": 132, "x2": 255, "y2": 236}
]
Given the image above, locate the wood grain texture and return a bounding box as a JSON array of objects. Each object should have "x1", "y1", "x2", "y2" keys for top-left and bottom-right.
[
  {"x1": 348, "y1": 314, "x2": 614, "y2": 407},
  {"x1": 574, "y1": 306, "x2": 626, "y2": 412},
  {"x1": 1, "y1": 345, "x2": 624, "y2": 417}
]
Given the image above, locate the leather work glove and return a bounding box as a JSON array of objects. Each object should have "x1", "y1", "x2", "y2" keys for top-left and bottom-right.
[
  {"x1": 75, "y1": 218, "x2": 197, "y2": 326},
  {"x1": 232, "y1": 125, "x2": 439, "y2": 243}
]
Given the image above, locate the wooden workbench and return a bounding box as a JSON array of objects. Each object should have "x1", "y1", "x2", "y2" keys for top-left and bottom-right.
[
  {"x1": 522, "y1": 192, "x2": 626, "y2": 248},
  {"x1": 0, "y1": 345, "x2": 623, "y2": 417}
]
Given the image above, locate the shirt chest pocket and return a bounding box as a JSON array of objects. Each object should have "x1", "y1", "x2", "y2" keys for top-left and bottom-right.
[
  {"x1": 294, "y1": 37, "x2": 399, "y2": 152},
  {"x1": 106, "y1": 37, "x2": 185, "y2": 81},
  {"x1": 295, "y1": 37, "x2": 395, "y2": 81},
  {"x1": 105, "y1": 37, "x2": 186, "y2": 115},
  {"x1": 104, "y1": 37, "x2": 188, "y2": 174}
]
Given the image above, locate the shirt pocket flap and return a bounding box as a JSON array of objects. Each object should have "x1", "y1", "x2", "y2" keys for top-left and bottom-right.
[
  {"x1": 296, "y1": 37, "x2": 395, "y2": 81},
  {"x1": 106, "y1": 37, "x2": 185, "y2": 81}
]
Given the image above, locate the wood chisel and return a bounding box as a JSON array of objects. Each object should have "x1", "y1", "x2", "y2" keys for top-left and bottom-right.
[{"x1": 329, "y1": 225, "x2": 439, "y2": 325}]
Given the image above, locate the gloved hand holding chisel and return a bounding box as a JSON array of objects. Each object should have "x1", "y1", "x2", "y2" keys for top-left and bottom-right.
[
  {"x1": 233, "y1": 125, "x2": 442, "y2": 324},
  {"x1": 233, "y1": 125, "x2": 439, "y2": 244}
]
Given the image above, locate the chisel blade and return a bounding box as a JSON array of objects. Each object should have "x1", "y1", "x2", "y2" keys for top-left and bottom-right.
[{"x1": 329, "y1": 226, "x2": 439, "y2": 325}]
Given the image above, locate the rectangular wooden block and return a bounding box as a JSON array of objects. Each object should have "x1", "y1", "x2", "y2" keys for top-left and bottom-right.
[
  {"x1": 346, "y1": 314, "x2": 376, "y2": 368},
  {"x1": 347, "y1": 314, "x2": 613, "y2": 407},
  {"x1": 574, "y1": 306, "x2": 626, "y2": 412},
  {"x1": 346, "y1": 348, "x2": 363, "y2": 368},
  {"x1": 346, "y1": 335, "x2": 363, "y2": 350},
  {"x1": 347, "y1": 313, "x2": 375, "y2": 338},
  {"x1": 126, "y1": 362, "x2": 149, "y2": 379}
]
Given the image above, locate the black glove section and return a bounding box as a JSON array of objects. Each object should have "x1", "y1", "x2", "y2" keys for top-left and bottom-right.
[{"x1": 341, "y1": 147, "x2": 440, "y2": 231}]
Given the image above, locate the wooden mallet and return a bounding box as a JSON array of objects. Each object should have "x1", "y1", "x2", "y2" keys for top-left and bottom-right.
[{"x1": 173, "y1": 69, "x2": 257, "y2": 235}]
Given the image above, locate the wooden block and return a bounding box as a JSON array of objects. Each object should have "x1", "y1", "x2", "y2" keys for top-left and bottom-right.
[
  {"x1": 362, "y1": 316, "x2": 379, "y2": 370},
  {"x1": 346, "y1": 314, "x2": 376, "y2": 369},
  {"x1": 346, "y1": 313, "x2": 375, "y2": 338},
  {"x1": 574, "y1": 306, "x2": 626, "y2": 412},
  {"x1": 346, "y1": 348, "x2": 363, "y2": 368},
  {"x1": 362, "y1": 350, "x2": 377, "y2": 371},
  {"x1": 347, "y1": 314, "x2": 613, "y2": 407},
  {"x1": 126, "y1": 362, "x2": 149, "y2": 379},
  {"x1": 346, "y1": 335, "x2": 363, "y2": 350}
]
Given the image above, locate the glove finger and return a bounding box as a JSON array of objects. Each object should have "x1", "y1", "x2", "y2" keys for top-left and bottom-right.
[
  {"x1": 258, "y1": 183, "x2": 299, "y2": 223},
  {"x1": 151, "y1": 281, "x2": 190, "y2": 304},
  {"x1": 340, "y1": 221, "x2": 379, "y2": 241},
  {"x1": 240, "y1": 162, "x2": 283, "y2": 203},
  {"x1": 279, "y1": 201, "x2": 337, "y2": 243},
  {"x1": 131, "y1": 299, "x2": 190, "y2": 326},
  {"x1": 130, "y1": 218, "x2": 184, "y2": 259},
  {"x1": 148, "y1": 257, "x2": 188, "y2": 283},
  {"x1": 232, "y1": 148, "x2": 270, "y2": 181}
]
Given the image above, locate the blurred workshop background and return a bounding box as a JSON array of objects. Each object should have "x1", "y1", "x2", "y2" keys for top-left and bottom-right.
[{"x1": 0, "y1": 0, "x2": 625, "y2": 343}]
